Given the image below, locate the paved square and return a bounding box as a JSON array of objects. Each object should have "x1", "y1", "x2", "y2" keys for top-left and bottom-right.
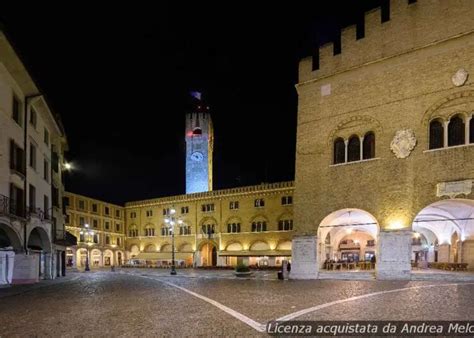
[{"x1": 1, "y1": 269, "x2": 473, "y2": 336}]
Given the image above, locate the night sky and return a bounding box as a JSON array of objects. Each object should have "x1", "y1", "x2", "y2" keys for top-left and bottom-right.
[{"x1": 0, "y1": 2, "x2": 380, "y2": 205}]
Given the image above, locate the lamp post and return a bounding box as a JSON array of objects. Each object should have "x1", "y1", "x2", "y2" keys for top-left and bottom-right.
[
  {"x1": 79, "y1": 223, "x2": 95, "y2": 272},
  {"x1": 164, "y1": 208, "x2": 183, "y2": 275}
]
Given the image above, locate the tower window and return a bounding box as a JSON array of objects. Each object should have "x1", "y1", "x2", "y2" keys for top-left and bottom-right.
[
  {"x1": 347, "y1": 135, "x2": 361, "y2": 162},
  {"x1": 448, "y1": 115, "x2": 465, "y2": 146},
  {"x1": 362, "y1": 132, "x2": 375, "y2": 159},
  {"x1": 429, "y1": 120, "x2": 444, "y2": 149},
  {"x1": 281, "y1": 196, "x2": 293, "y2": 205},
  {"x1": 229, "y1": 201, "x2": 239, "y2": 210},
  {"x1": 193, "y1": 128, "x2": 202, "y2": 135},
  {"x1": 333, "y1": 138, "x2": 345, "y2": 164},
  {"x1": 252, "y1": 221, "x2": 267, "y2": 232},
  {"x1": 254, "y1": 199, "x2": 265, "y2": 208}
]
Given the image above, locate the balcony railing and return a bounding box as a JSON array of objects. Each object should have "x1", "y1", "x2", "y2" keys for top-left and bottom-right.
[
  {"x1": 27, "y1": 206, "x2": 51, "y2": 221},
  {"x1": 0, "y1": 194, "x2": 26, "y2": 219}
]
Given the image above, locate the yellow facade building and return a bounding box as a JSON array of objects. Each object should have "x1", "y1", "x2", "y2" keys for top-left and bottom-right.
[{"x1": 64, "y1": 192, "x2": 126, "y2": 268}]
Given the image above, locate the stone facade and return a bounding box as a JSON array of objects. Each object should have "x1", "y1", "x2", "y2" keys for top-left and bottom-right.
[{"x1": 293, "y1": 0, "x2": 474, "y2": 278}]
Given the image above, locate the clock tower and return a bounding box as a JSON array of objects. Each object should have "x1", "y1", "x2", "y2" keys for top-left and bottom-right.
[{"x1": 185, "y1": 95, "x2": 213, "y2": 194}]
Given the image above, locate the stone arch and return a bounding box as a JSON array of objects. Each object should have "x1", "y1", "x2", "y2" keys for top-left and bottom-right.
[
  {"x1": 249, "y1": 240, "x2": 270, "y2": 251},
  {"x1": 276, "y1": 240, "x2": 292, "y2": 251},
  {"x1": 103, "y1": 249, "x2": 114, "y2": 266},
  {"x1": 225, "y1": 241, "x2": 243, "y2": 251},
  {"x1": 179, "y1": 242, "x2": 193, "y2": 252},
  {"x1": 421, "y1": 90, "x2": 474, "y2": 126},
  {"x1": 328, "y1": 115, "x2": 383, "y2": 146},
  {"x1": 160, "y1": 243, "x2": 171, "y2": 252},
  {"x1": 249, "y1": 214, "x2": 269, "y2": 224},
  {"x1": 199, "y1": 216, "x2": 218, "y2": 234},
  {"x1": 144, "y1": 244, "x2": 157, "y2": 253},
  {"x1": 27, "y1": 227, "x2": 52, "y2": 253},
  {"x1": 0, "y1": 222, "x2": 22, "y2": 251},
  {"x1": 318, "y1": 208, "x2": 380, "y2": 267}
]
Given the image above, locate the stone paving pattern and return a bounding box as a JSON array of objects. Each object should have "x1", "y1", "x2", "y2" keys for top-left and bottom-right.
[{"x1": 0, "y1": 269, "x2": 473, "y2": 337}]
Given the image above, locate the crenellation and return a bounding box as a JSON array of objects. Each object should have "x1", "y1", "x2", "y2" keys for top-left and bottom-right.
[{"x1": 299, "y1": 0, "x2": 474, "y2": 84}]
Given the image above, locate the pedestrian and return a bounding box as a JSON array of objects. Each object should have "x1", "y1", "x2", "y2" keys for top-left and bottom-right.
[{"x1": 287, "y1": 261, "x2": 291, "y2": 273}]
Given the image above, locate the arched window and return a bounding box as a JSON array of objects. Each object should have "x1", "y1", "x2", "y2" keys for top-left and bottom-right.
[
  {"x1": 448, "y1": 115, "x2": 465, "y2": 146},
  {"x1": 193, "y1": 128, "x2": 202, "y2": 135},
  {"x1": 429, "y1": 120, "x2": 444, "y2": 149},
  {"x1": 362, "y1": 132, "x2": 375, "y2": 159},
  {"x1": 347, "y1": 135, "x2": 360, "y2": 162},
  {"x1": 333, "y1": 138, "x2": 345, "y2": 164},
  {"x1": 470, "y1": 117, "x2": 474, "y2": 144}
]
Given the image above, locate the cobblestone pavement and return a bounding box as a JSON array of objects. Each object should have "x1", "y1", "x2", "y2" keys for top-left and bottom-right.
[{"x1": 0, "y1": 269, "x2": 473, "y2": 337}]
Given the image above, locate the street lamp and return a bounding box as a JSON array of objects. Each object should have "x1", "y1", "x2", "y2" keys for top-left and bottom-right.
[
  {"x1": 164, "y1": 208, "x2": 183, "y2": 275},
  {"x1": 79, "y1": 223, "x2": 95, "y2": 271}
]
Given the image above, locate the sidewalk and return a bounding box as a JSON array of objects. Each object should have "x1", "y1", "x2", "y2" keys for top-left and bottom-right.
[{"x1": 0, "y1": 273, "x2": 80, "y2": 298}]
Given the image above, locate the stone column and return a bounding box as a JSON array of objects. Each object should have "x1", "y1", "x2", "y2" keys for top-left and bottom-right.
[
  {"x1": 344, "y1": 140, "x2": 349, "y2": 163},
  {"x1": 461, "y1": 240, "x2": 474, "y2": 270},
  {"x1": 465, "y1": 116, "x2": 471, "y2": 145},
  {"x1": 359, "y1": 136, "x2": 364, "y2": 160},
  {"x1": 44, "y1": 253, "x2": 53, "y2": 279},
  {"x1": 443, "y1": 121, "x2": 449, "y2": 147},
  {"x1": 376, "y1": 230, "x2": 411, "y2": 280},
  {"x1": 427, "y1": 246, "x2": 435, "y2": 263},
  {"x1": 290, "y1": 235, "x2": 318, "y2": 279},
  {"x1": 438, "y1": 244, "x2": 450, "y2": 263}
]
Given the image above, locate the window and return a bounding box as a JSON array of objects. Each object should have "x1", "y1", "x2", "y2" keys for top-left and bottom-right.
[
  {"x1": 229, "y1": 201, "x2": 239, "y2": 210},
  {"x1": 333, "y1": 138, "x2": 345, "y2": 164},
  {"x1": 429, "y1": 120, "x2": 444, "y2": 149},
  {"x1": 161, "y1": 226, "x2": 170, "y2": 236},
  {"x1": 181, "y1": 206, "x2": 189, "y2": 214},
  {"x1": 10, "y1": 140, "x2": 25, "y2": 175},
  {"x1": 281, "y1": 196, "x2": 293, "y2": 205},
  {"x1": 362, "y1": 132, "x2": 375, "y2": 159},
  {"x1": 52, "y1": 186, "x2": 59, "y2": 207},
  {"x1": 163, "y1": 208, "x2": 170, "y2": 216},
  {"x1": 347, "y1": 135, "x2": 360, "y2": 162},
  {"x1": 104, "y1": 206, "x2": 110, "y2": 215},
  {"x1": 30, "y1": 107, "x2": 37, "y2": 128},
  {"x1": 65, "y1": 214, "x2": 70, "y2": 224},
  {"x1": 115, "y1": 210, "x2": 120, "y2": 218},
  {"x1": 79, "y1": 217, "x2": 85, "y2": 226},
  {"x1": 29, "y1": 143, "x2": 36, "y2": 169},
  {"x1": 115, "y1": 223, "x2": 120, "y2": 232},
  {"x1": 79, "y1": 233, "x2": 84, "y2": 242},
  {"x1": 29, "y1": 184, "x2": 36, "y2": 211},
  {"x1": 105, "y1": 221, "x2": 110, "y2": 230},
  {"x1": 105, "y1": 235, "x2": 110, "y2": 245},
  {"x1": 448, "y1": 115, "x2": 465, "y2": 146},
  {"x1": 44, "y1": 128, "x2": 49, "y2": 147},
  {"x1": 252, "y1": 221, "x2": 267, "y2": 232},
  {"x1": 145, "y1": 228, "x2": 155, "y2": 236},
  {"x1": 179, "y1": 225, "x2": 192, "y2": 235},
  {"x1": 117, "y1": 237, "x2": 121, "y2": 246},
  {"x1": 129, "y1": 229, "x2": 138, "y2": 237},
  {"x1": 130, "y1": 211, "x2": 137, "y2": 218},
  {"x1": 146, "y1": 210, "x2": 153, "y2": 217},
  {"x1": 63, "y1": 196, "x2": 70, "y2": 207},
  {"x1": 93, "y1": 233, "x2": 99, "y2": 244},
  {"x1": 201, "y1": 204, "x2": 214, "y2": 212},
  {"x1": 12, "y1": 95, "x2": 22, "y2": 126},
  {"x1": 92, "y1": 219, "x2": 98, "y2": 228},
  {"x1": 201, "y1": 224, "x2": 215, "y2": 235},
  {"x1": 227, "y1": 223, "x2": 241, "y2": 233},
  {"x1": 78, "y1": 200, "x2": 85, "y2": 210},
  {"x1": 43, "y1": 159, "x2": 49, "y2": 182},
  {"x1": 254, "y1": 199, "x2": 265, "y2": 208},
  {"x1": 52, "y1": 151, "x2": 59, "y2": 173},
  {"x1": 44, "y1": 195, "x2": 49, "y2": 219},
  {"x1": 470, "y1": 118, "x2": 474, "y2": 144},
  {"x1": 278, "y1": 219, "x2": 293, "y2": 231},
  {"x1": 193, "y1": 128, "x2": 202, "y2": 135},
  {"x1": 92, "y1": 204, "x2": 98, "y2": 213},
  {"x1": 9, "y1": 184, "x2": 25, "y2": 217}
]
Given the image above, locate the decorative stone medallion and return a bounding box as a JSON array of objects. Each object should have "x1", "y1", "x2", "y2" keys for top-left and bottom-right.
[
  {"x1": 390, "y1": 129, "x2": 417, "y2": 159},
  {"x1": 451, "y1": 68, "x2": 469, "y2": 87}
]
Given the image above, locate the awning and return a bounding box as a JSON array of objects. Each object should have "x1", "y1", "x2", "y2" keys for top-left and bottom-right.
[
  {"x1": 218, "y1": 250, "x2": 291, "y2": 257},
  {"x1": 133, "y1": 252, "x2": 193, "y2": 260}
]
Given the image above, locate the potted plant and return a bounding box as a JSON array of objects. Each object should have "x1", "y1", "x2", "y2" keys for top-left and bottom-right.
[{"x1": 234, "y1": 264, "x2": 253, "y2": 277}]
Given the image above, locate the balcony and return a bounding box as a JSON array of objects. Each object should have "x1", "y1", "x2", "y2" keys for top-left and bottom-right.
[
  {"x1": 0, "y1": 194, "x2": 26, "y2": 219},
  {"x1": 53, "y1": 230, "x2": 77, "y2": 246},
  {"x1": 28, "y1": 206, "x2": 51, "y2": 221}
]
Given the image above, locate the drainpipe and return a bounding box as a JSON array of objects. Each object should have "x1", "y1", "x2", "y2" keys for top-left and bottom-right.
[{"x1": 23, "y1": 93, "x2": 42, "y2": 254}]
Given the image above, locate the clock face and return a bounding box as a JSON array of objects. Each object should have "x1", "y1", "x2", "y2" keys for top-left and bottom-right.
[{"x1": 191, "y1": 151, "x2": 204, "y2": 162}]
